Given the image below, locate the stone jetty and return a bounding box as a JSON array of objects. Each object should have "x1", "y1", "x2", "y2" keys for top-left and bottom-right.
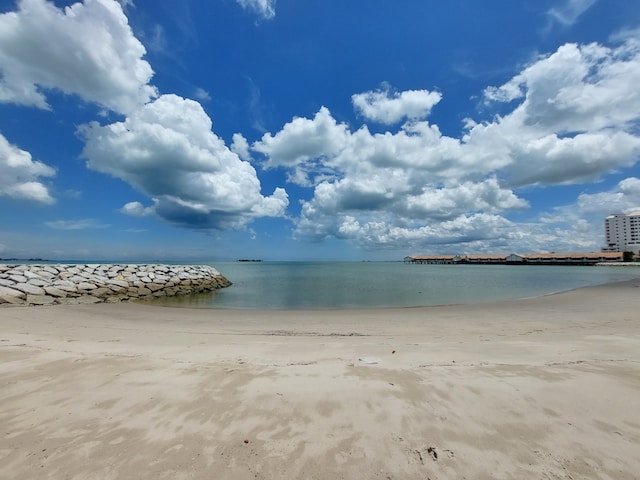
[{"x1": 0, "y1": 264, "x2": 232, "y2": 306}]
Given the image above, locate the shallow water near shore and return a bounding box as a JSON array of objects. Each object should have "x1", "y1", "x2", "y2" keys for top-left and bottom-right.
[{"x1": 152, "y1": 261, "x2": 640, "y2": 309}]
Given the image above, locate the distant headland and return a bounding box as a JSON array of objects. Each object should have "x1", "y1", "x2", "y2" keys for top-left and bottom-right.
[{"x1": 0, "y1": 258, "x2": 49, "y2": 262}]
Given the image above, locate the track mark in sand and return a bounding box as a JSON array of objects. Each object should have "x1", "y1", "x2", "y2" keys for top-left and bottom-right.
[
  {"x1": 262, "y1": 330, "x2": 368, "y2": 337},
  {"x1": 410, "y1": 446, "x2": 455, "y2": 464},
  {"x1": 270, "y1": 361, "x2": 318, "y2": 366},
  {"x1": 427, "y1": 446, "x2": 438, "y2": 460}
]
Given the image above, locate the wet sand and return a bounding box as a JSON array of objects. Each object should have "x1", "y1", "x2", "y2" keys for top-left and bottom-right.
[{"x1": 1, "y1": 280, "x2": 640, "y2": 479}]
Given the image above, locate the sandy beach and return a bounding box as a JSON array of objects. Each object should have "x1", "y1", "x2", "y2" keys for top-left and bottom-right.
[{"x1": 1, "y1": 280, "x2": 639, "y2": 480}]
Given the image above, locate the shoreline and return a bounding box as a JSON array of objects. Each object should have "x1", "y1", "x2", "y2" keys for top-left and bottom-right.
[
  {"x1": 148, "y1": 275, "x2": 640, "y2": 312},
  {"x1": 1, "y1": 280, "x2": 639, "y2": 479}
]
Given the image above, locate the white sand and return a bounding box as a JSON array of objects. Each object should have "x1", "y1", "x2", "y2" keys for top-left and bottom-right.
[{"x1": 1, "y1": 280, "x2": 639, "y2": 479}]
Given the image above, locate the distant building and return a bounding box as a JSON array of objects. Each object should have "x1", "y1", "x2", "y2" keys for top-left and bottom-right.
[
  {"x1": 404, "y1": 252, "x2": 623, "y2": 265},
  {"x1": 603, "y1": 212, "x2": 640, "y2": 255},
  {"x1": 404, "y1": 254, "x2": 462, "y2": 264}
]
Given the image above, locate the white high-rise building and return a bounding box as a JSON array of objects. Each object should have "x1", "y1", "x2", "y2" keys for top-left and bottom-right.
[{"x1": 604, "y1": 212, "x2": 640, "y2": 254}]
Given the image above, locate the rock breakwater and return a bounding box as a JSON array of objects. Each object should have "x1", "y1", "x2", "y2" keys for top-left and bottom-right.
[{"x1": 0, "y1": 264, "x2": 232, "y2": 306}]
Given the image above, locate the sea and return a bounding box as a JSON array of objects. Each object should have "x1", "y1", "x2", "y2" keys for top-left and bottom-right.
[{"x1": 152, "y1": 261, "x2": 640, "y2": 310}]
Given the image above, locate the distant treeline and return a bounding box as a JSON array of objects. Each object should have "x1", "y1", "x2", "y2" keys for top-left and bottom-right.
[{"x1": 0, "y1": 258, "x2": 48, "y2": 262}]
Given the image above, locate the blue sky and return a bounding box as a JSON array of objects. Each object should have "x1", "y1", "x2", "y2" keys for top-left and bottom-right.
[{"x1": 1, "y1": 0, "x2": 640, "y2": 261}]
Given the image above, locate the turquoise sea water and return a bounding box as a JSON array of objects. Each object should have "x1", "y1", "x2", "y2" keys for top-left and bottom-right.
[{"x1": 152, "y1": 262, "x2": 640, "y2": 310}]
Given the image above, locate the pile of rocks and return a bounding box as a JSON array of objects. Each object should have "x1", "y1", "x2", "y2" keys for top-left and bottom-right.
[{"x1": 0, "y1": 264, "x2": 232, "y2": 306}]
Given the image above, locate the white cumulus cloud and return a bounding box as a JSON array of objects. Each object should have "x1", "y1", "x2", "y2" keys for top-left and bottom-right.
[
  {"x1": 79, "y1": 94, "x2": 288, "y2": 230},
  {"x1": 252, "y1": 36, "x2": 640, "y2": 251},
  {"x1": 231, "y1": 133, "x2": 252, "y2": 162},
  {"x1": 253, "y1": 106, "x2": 350, "y2": 185},
  {"x1": 120, "y1": 200, "x2": 155, "y2": 217},
  {"x1": 576, "y1": 178, "x2": 640, "y2": 214},
  {"x1": 477, "y1": 39, "x2": 640, "y2": 187},
  {"x1": 351, "y1": 87, "x2": 442, "y2": 125},
  {"x1": 0, "y1": 0, "x2": 157, "y2": 114},
  {"x1": 483, "y1": 42, "x2": 640, "y2": 133},
  {"x1": 0, "y1": 133, "x2": 55, "y2": 204}
]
